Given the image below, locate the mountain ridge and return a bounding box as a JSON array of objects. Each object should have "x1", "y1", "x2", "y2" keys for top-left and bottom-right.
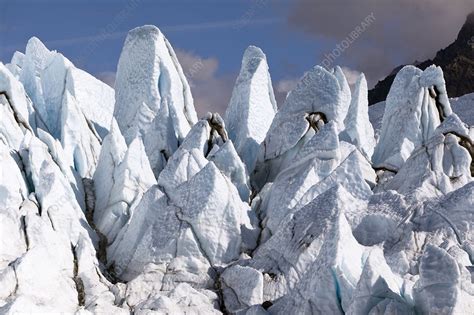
[{"x1": 369, "y1": 11, "x2": 474, "y2": 105}]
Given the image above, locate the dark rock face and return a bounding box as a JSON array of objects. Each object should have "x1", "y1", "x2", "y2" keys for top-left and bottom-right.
[{"x1": 369, "y1": 12, "x2": 474, "y2": 105}]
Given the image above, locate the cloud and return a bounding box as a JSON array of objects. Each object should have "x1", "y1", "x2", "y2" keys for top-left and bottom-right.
[
  {"x1": 163, "y1": 18, "x2": 281, "y2": 33},
  {"x1": 287, "y1": 0, "x2": 474, "y2": 85},
  {"x1": 0, "y1": 18, "x2": 281, "y2": 51},
  {"x1": 273, "y1": 78, "x2": 297, "y2": 106},
  {"x1": 176, "y1": 49, "x2": 236, "y2": 117},
  {"x1": 94, "y1": 62, "x2": 365, "y2": 117},
  {"x1": 340, "y1": 66, "x2": 361, "y2": 87},
  {"x1": 276, "y1": 78, "x2": 299, "y2": 94},
  {"x1": 95, "y1": 71, "x2": 116, "y2": 87},
  {"x1": 93, "y1": 50, "x2": 235, "y2": 117}
]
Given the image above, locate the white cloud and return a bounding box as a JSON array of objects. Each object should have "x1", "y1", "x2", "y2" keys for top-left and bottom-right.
[
  {"x1": 95, "y1": 71, "x2": 116, "y2": 87},
  {"x1": 288, "y1": 0, "x2": 474, "y2": 85},
  {"x1": 340, "y1": 66, "x2": 361, "y2": 86},
  {"x1": 93, "y1": 50, "x2": 236, "y2": 117},
  {"x1": 1, "y1": 18, "x2": 282, "y2": 51},
  {"x1": 175, "y1": 49, "x2": 236, "y2": 117},
  {"x1": 273, "y1": 78, "x2": 298, "y2": 106},
  {"x1": 276, "y1": 78, "x2": 299, "y2": 94}
]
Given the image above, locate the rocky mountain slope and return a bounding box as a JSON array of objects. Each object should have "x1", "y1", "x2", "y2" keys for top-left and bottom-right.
[
  {"x1": 369, "y1": 12, "x2": 474, "y2": 105},
  {"x1": 0, "y1": 25, "x2": 473, "y2": 314}
]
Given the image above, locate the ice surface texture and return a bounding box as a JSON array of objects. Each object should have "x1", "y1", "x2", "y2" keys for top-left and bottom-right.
[
  {"x1": 0, "y1": 26, "x2": 472, "y2": 314},
  {"x1": 114, "y1": 25, "x2": 197, "y2": 178}
]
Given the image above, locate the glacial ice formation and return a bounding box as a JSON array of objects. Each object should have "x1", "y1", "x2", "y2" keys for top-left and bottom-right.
[
  {"x1": 93, "y1": 121, "x2": 156, "y2": 244},
  {"x1": 224, "y1": 46, "x2": 277, "y2": 174},
  {"x1": 0, "y1": 26, "x2": 472, "y2": 314},
  {"x1": 114, "y1": 25, "x2": 198, "y2": 178},
  {"x1": 9, "y1": 37, "x2": 115, "y2": 141},
  {"x1": 252, "y1": 65, "x2": 352, "y2": 189},
  {"x1": 340, "y1": 73, "x2": 375, "y2": 159},
  {"x1": 372, "y1": 65, "x2": 453, "y2": 172},
  {"x1": 107, "y1": 115, "x2": 257, "y2": 282}
]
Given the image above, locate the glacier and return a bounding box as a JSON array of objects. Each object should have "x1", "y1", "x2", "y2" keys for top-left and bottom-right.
[
  {"x1": 0, "y1": 25, "x2": 472, "y2": 315},
  {"x1": 114, "y1": 25, "x2": 198, "y2": 178},
  {"x1": 224, "y1": 46, "x2": 277, "y2": 174}
]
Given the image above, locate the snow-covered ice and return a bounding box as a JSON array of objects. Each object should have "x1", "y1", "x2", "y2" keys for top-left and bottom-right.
[
  {"x1": 340, "y1": 73, "x2": 375, "y2": 159},
  {"x1": 0, "y1": 27, "x2": 472, "y2": 314},
  {"x1": 372, "y1": 65, "x2": 453, "y2": 172},
  {"x1": 114, "y1": 25, "x2": 198, "y2": 178},
  {"x1": 224, "y1": 46, "x2": 277, "y2": 174}
]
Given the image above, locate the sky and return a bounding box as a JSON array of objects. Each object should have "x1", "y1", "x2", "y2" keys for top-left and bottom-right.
[{"x1": 1, "y1": 0, "x2": 473, "y2": 115}]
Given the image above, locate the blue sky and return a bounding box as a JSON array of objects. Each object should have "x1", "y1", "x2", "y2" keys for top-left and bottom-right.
[
  {"x1": 0, "y1": 0, "x2": 326, "y2": 113},
  {"x1": 0, "y1": 0, "x2": 471, "y2": 114},
  {"x1": 0, "y1": 1, "x2": 316, "y2": 76}
]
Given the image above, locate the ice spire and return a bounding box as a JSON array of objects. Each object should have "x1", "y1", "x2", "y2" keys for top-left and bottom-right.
[
  {"x1": 224, "y1": 46, "x2": 277, "y2": 173},
  {"x1": 114, "y1": 25, "x2": 198, "y2": 178},
  {"x1": 340, "y1": 73, "x2": 375, "y2": 159}
]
